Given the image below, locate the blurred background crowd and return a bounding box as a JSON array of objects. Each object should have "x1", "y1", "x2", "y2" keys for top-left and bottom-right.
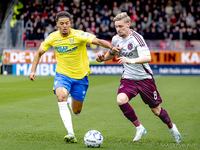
[{"x1": 13, "y1": 0, "x2": 200, "y2": 42}]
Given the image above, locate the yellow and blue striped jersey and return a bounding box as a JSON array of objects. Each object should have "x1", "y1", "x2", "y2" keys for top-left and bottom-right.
[{"x1": 40, "y1": 28, "x2": 96, "y2": 79}]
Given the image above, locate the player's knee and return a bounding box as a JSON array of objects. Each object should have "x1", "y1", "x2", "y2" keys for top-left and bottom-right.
[
  {"x1": 57, "y1": 95, "x2": 66, "y2": 102},
  {"x1": 117, "y1": 94, "x2": 127, "y2": 106},
  {"x1": 151, "y1": 107, "x2": 161, "y2": 116},
  {"x1": 117, "y1": 93, "x2": 129, "y2": 106},
  {"x1": 72, "y1": 108, "x2": 81, "y2": 115}
]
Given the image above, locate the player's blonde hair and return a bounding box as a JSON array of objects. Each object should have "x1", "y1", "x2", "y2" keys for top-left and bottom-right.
[{"x1": 113, "y1": 12, "x2": 131, "y2": 23}]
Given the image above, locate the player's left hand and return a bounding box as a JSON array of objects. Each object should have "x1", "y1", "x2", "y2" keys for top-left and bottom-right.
[
  {"x1": 111, "y1": 46, "x2": 122, "y2": 53},
  {"x1": 117, "y1": 57, "x2": 131, "y2": 64}
]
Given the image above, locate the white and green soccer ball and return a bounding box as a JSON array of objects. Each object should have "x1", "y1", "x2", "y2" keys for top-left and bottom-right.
[{"x1": 84, "y1": 130, "x2": 103, "y2": 148}]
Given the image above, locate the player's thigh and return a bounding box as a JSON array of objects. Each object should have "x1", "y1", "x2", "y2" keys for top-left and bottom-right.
[
  {"x1": 56, "y1": 87, "x2": 69, "y2": 102},
  {"x1": 139, "y1": 79, "x2": 162, "y2": 108}
]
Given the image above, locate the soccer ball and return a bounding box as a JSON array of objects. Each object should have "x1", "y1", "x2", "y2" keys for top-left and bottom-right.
[{"x1": 84, "y1": 130, "x2": 103, "y2": 148}]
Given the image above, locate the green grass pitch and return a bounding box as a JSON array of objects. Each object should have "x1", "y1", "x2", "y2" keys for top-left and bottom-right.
[{"x1": 0, "y1": 75, "x2": 200, "y2": 150}]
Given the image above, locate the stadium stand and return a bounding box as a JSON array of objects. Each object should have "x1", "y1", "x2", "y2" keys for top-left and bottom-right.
[
  {"x1": 1, "y1": 0, "x2": 200, "y2": 49},
  {"x1": 18, "y1": 0, "x2": 200, "y2": 41}
]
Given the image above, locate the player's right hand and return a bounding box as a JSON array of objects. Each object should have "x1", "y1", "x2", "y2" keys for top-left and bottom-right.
[
  {"x1": 96, "y1": 54, "x2": 105, "y2": 62},
  {"x1": 29, "y1": 72, "x2": 36, "y2": 81}
]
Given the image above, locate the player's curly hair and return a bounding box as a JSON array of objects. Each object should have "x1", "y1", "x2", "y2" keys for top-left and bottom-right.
[
  {"x1": 55, "y1": 11, "x2": 71, "y2": 22},
  {"x1": 113, "y1": 12, "x2": 131, "y2": 23}
]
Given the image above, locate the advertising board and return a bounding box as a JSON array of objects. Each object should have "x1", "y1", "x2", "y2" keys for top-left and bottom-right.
[{"x1": 3, "y1": 50, "x2": 200, "y2": 75}]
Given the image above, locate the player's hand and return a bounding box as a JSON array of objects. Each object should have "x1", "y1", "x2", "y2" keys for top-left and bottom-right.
[
  {"x1": 96, "y1": 54, "x2": 105, "y2": 62},
  {"x1": 117, "y1": 57, "x2": 131, "y2": 64},
  {"x1": 29, "y1": 72, "x2": 36, "y2": 81},
  {"x1": 111, "y1": 46, "x2": 123, "y2": 53}
]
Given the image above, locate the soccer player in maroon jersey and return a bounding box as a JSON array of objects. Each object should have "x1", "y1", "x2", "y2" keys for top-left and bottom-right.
[{"x1": 96, "y1": 12, "x2": 181, "y2": 143}]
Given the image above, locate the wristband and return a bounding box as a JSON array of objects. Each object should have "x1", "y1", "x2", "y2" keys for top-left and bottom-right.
[{"x1": 130, "y1": 59, "x2": 135, "y2": 64}]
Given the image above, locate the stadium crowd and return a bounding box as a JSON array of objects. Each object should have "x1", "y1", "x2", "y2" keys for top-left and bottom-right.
[{"x1": 16, "y1": 0, "x2": 200, "y2": 41}]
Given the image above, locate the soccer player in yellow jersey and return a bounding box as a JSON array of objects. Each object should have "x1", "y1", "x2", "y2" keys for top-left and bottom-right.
[{"x1": 28, "y1": 11, "x2": 121, "y2": 143}]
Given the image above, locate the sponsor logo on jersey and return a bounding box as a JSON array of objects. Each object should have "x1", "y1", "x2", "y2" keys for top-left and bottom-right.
[{"x1": 55, "y1": 46, "x2": 77, "y2": 54}]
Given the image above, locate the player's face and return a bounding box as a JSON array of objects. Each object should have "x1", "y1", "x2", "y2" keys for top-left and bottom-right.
[
  {"x1": 115, "y1": 20, "x2": 130, "y2": 38},
  {"x1": 57, "y1": 17, "x2": 71, "y2": 37}
]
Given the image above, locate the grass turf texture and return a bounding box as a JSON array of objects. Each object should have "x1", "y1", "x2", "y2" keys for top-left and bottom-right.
[{"x1": 0, "y1": 75, "x2": 200, "y2": 150}]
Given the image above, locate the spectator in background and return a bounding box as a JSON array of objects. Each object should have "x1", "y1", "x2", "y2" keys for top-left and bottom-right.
[
  {"x1": 186, "y1": 27, "x2": 193, "y2": 40},
  {"x1": 46, "y1": 23, "x2": 54, "y2": 34},
  {"x1": 144, "y1": 28, "x2": 151, "y2": 40},
  {"x1": 172, "y1": 26, "x2": 180, "y2": 39},
  {"x1": 28, "y1": 27, "x2": 36, "y2": 40},
  {"x1": 33, "y1": 10, "x2": 40, "y2": 19},
  {"x1": 19, "y1": 0, "x2": 200, "y2": 43},
  {"x1": 141, "y1": 14, "x2": 151, "y2": 30},
  {"x1": 44, "y1": 28, "x2": 49, "y2": 39},
  {"x1": 41, "y1": 9, "x2": 49, "y2": 19},
  {"x1": 14, "y1": 1, "x2": 24, "y2": 19},
  {"x1": 57, "y1": 1, "x2": 68, "y2": 13},
  {"x1": 35, "y1": 28, "x2": 44, "y2": 40},
  {"x1": 10, "y1": 14, "x2": 18, "y2": 47},
  {"x1": 40, "y1": 18, "x2": 48, "y2": 31},
  {"x1": 165, "y1": 0, "x2": 173, "y2": 17},
  {"x1": 102, "y1": 12, "x2": 110, "y2": 27},
  {"x1": 191, "y1": 29, "x2": 199, "y2": 40},
  {"x1": 23, "y1": 28, "x2": 26, "y2": 46},
  {"x1": 157, "y1": 28, "x2": 165, "y2": 40},
  {"x1": 75, "y1": 17, "x2": 81, "y2": 29},
  {"x1": 150, "y1": 27, "x2": 157, "y2": 40},
  {"x1": 90, "y1": 22, "x2": 96, "y2": 34},
  {"x1": 186, "y1": 12, "x2": 195, "y2": 28},
  {"x1": 170, "y1": 14, "x2": 178, "y2": 24},
  {"x1": 25, "y1": 19, "x2": 33, "y2": 38}
]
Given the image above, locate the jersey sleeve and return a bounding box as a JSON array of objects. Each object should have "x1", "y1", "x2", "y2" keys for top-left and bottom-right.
[
  {"x1": 109, "y1": 36, "x2": 118, "y2": 55},
  {"x1": 135, "y1": 36, "x2": 150, "y2": 56},
  {"x1": 40, "y1": 35, "x2": 52, "y2": 51},
  {"x1": 79, "y1": 31, "x2": 96, "y2": 44}
]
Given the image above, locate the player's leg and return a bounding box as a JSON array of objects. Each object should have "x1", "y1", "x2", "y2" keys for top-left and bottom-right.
[
  {"x1": 53, "y1": 72, "x2": 77, "y2": 143},
  {"x1": 56, "y1": 87, "x2": 77, "y2": 143},
  {"x1": 151, "y1": 106, "x2": 181, "y2": 143},
  {"x1": 117, "y1": 79, "x2": 146, "y2": 142},
  {"x1": 64, "y1": 76, "x2": 88, "y2": 142},
  {"x1": 139, "y1": 78, "x2": 181, "y2": 143},
  {"x1": 117, "y1": 93, "x2": 147, "y2": 142}
]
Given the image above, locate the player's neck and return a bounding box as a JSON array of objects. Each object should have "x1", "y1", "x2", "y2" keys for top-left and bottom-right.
[
  {"x1": 122, "y1": 29, "x2": 132, "y2": 39},
  {"x1": 60, "y1": 30, "x2": 70, "y2": 37}
]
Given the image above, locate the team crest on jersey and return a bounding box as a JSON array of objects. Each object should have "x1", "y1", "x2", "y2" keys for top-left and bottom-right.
[
  {"x1": 128, "y1": 43, "x2": 133, "y2": 50},
  {"x1": 69, "y1": 38, "x2": 74, "y2": 44}
]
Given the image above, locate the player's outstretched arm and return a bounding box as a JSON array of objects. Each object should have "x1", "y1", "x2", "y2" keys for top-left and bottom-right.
[
  {"x1": 92, "y1": 38, "x2": 122, "y2": 53},
  {"x1": 28, "y1": 47, "x2": 45, "y2": 81}
]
